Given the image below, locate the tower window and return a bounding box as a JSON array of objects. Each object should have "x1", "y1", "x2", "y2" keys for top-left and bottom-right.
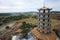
[
  {"x1": 43, "y1": 10, "x2": 45, "y2": 13},
  {"x1": 48, "y1": 20, "x2": 49, "y2": 22},
  {"x1": 39, "y1": 22, "x2": 40, "y2": 24},
  {"x1": 45, "y1": 10, "x2": 48, "y2": 13},
  {"x1": 39, "y1": 14, "x2": 40, "y2": 16},
  {"x1": 48, "y1": 15, "x2": 49, "y2": 17},
  {"x1": 45, "y1": 15, "x2": 48, "y2": 18},
  {"x1": 40, "y1": 15, "x2": 43, "y2": 17},
  {"x1": 40, "y1": 10, "x2": 43, "y2": 13},
  {"x1": 48, "y1": 24, "x2": 49, "y2": 26},
  {"x1": 40, "y1": 19, "x2": 43, "y2": 21},
  {"x1": 47, "y1": 28, "x2": 50, "y2": 30},
  {"x1": 39, "y1": 18, "x2": 40, "y2": 21},
  {"x1": 40, "y1": 23, "x2": 42, "y2": 25},
  {"x1": 43, "y1": 23, "x2": 45, "y2": 25},
  {"x1": 43, "y1": 15, "x2": 45, "y2": 17},
  {"x1": 43, "y1": 19, "x2": 45, "y2": 21},
  {"x1": 45, "y1": 24, "x2": 47, "y2": 26},
  {"x1": 42, "y1": 31, "x2": 44, "y2": 33},
  {"x1": 45, "y1": 27, "x2": 49, "y2": 30},
  {"x1": 45, "y1": 32, "x2": 49, "y2": 34},
  {"x1": 43, "y1": 27, "x2": 45, "y2": 29}
]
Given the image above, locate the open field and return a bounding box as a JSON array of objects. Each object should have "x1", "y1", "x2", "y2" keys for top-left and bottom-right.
[{"x1": 18, "y1": 18, "x2": 60, "y2": 29}]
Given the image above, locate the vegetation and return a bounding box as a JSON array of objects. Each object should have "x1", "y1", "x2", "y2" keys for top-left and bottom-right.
[
  {"x1": 20, "y1": 22, "x2": 36, "y2": 38},
  {"x1": 53, "y1": 29, "x2": 60, "y2": 38},
  {"x1": 0, "y1": 23, "x2": 3, "y2": 26},
  {"x1": 0, "y1": 13, "x2": 60, "y2": 39},
  {"x1": 0, "y1": 15, "x2": 30, "y2": 24},
  {"x1": 5, "y1": 26, "x2": 10, "y2": 30}
]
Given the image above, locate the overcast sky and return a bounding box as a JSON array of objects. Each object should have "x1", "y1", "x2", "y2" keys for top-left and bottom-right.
[{"x1": 0, "y1": 0, "x2": 60, "y2": 12}]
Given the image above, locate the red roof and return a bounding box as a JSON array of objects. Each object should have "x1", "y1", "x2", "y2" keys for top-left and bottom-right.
[{"x1": 31, "y1": 27, "x2": 56, "y2": 40}]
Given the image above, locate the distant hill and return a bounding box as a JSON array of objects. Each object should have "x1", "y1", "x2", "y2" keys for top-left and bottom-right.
[
  {"x1": 0, "y1": 12, "x2": 37, "y2": 16},
  {"x1": 0, "y1": 11, "x2": 60, "y2": 16},
  {"x1": 0, "y1": 13, "x2": 22, "y2": 16}
]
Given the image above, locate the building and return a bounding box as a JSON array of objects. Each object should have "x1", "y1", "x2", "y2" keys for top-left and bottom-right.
[
  {"x1": 12, "y1": 35, "x2": 20, "y2": 40},
  {"x1": 38, "y1": 6, "x2": 52, "y2": 34},
  {"x1": 0, "y1": 22, "x2": 23, "y2": 40},
  {"x1": 31, "y1": 6, "x2": 57, "y2": 40}
]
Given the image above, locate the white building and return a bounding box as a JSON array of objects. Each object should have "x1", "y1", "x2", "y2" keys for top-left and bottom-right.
[
  {"x1": 12, "y1": 35, "x2": 20, "y2": 40},
  {"x1": 38, "y1": 6, "x2": 52, "y2": 34}
]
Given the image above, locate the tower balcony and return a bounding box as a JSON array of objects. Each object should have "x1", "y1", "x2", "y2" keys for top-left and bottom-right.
[
  {"x1": 39, "y1": 19, "x2": 51, "y2": 23},
  {"x1": 38, "y1": 13, "x2": 51, "y2": 15},
  {"x1": 40, "y1": 25, "x2": 51, "y2": 27},
  {"x1": 39, "y1": 22, "x2": 51, "y2": 27},
  {"x1": 39, "y1": 26, "x2": 51, "y2": 29},
  {"x1": 39, "y1": 16, "x2": 51, "y2": 18},
  {"x1": 39, "y1": 19, "x2": 51, "y2": 22},
  {"x1": 38, "y1": 14, "x2": 51, "y2": 18},
  {"x1": 39, "y1": 17, "x2": 51, "y2": 20},
  {"x1": 39, "y1": 21, "x2": 51, "y2": 23}
]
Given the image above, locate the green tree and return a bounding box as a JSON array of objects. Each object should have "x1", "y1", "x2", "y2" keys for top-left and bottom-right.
[{"x1": 5, "y1": 26, "x2": 10, "y2": 30}]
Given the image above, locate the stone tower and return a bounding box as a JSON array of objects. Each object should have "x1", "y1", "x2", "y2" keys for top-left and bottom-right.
[
  {"x1": 31, "y1": 6, "x2": 56, "y2": 40},
  {"x1": 38, "y1": 6, "x2": 52, "y2": 34}
]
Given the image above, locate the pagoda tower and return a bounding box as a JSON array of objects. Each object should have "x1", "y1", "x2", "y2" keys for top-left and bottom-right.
[
  {"x1": 38, "y1": 6, "x2": 52, "y2": 34},
  {"x1": 31, "y1": 6, "x2": 57, "y2": 40}
]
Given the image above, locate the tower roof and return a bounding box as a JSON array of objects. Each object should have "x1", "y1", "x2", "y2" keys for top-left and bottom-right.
[{"x1": 38, "y1": 6, "x2": 52, "y2": 10}]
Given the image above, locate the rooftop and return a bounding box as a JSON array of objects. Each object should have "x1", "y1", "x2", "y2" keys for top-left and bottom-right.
[
  {"x1": 31, "y1": 27, "x2": 56, "y2": 40},
  {"x1": 38, "y1": 6, "x2": 52, "y2": 10}
]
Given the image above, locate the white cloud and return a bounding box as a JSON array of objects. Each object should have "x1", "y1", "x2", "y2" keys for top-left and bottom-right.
[
  {"x1": 0, "y1": 6, "x2": 10, "y2": 9},
  {"x1": 0, "y1": 0, "x2": 45, "y2": 12},
  {"x1": 0, "y1": 0, "x2": 60, "y2": 12}
]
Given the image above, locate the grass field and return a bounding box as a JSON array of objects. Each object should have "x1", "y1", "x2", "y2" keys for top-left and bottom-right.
[
  {"x1": 0, "y1": 13, "x2": 60, "y2": 39},
  {"x1": 17, "y1": 18, "x2": 60, "y2": 29}
]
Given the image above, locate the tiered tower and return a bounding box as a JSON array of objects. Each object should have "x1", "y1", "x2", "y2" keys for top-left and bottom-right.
[
  {"x1": 38, "y1": 6, "x2": 52, "y2": 34},
  {"x1": 31, "y1": 6, "x2": 56, "y2": 40}
]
